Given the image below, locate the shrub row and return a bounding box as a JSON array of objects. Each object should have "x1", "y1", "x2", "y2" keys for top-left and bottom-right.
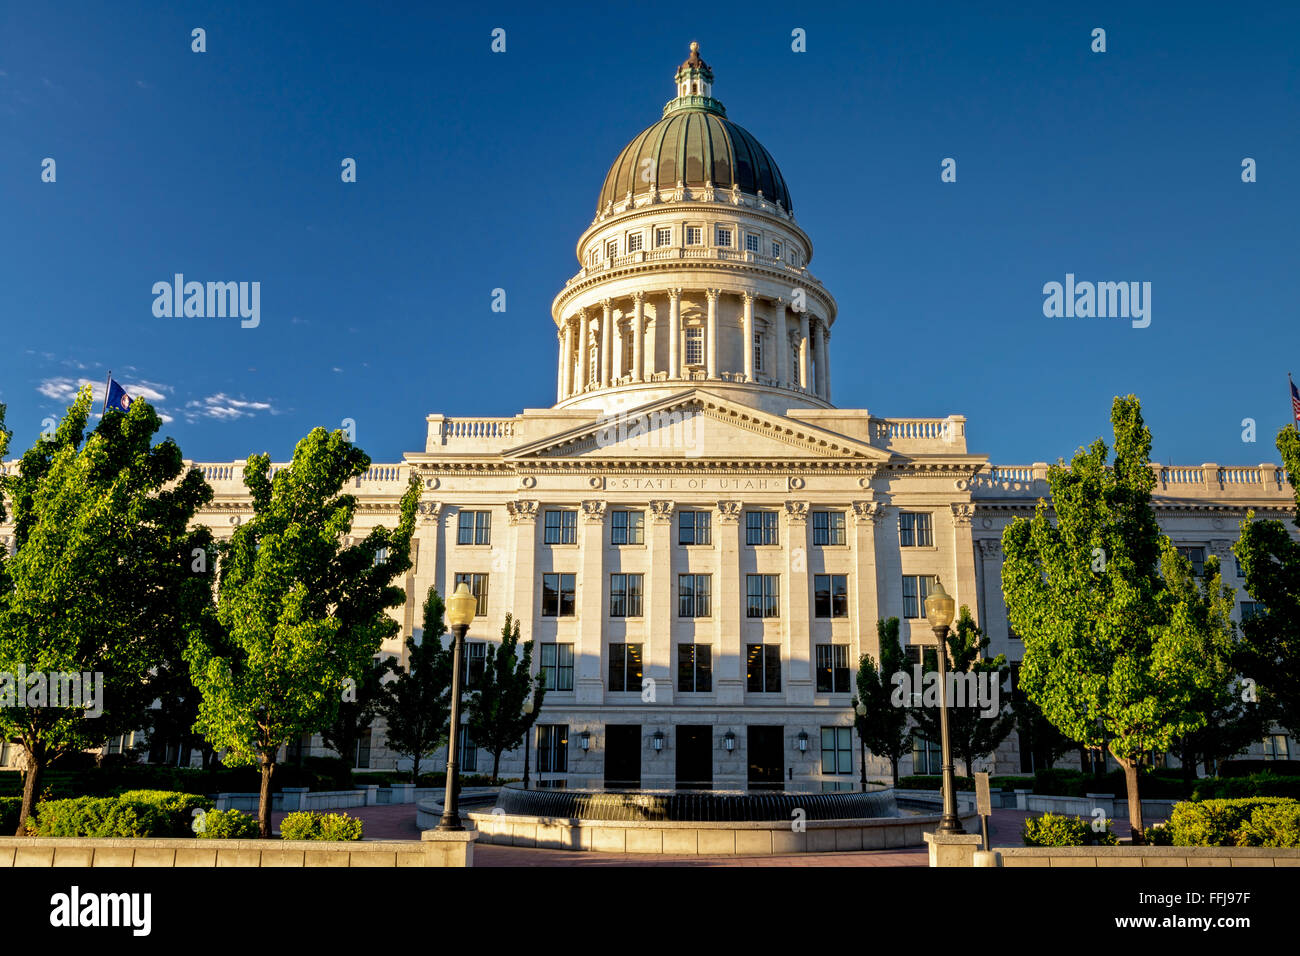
[
  {"x1": 279, "y1": 811, "x2": 364, "y2": 841},
  {"x1": 195, "y1": 809, "x2": 259, "y2": 839},
  {"x1": 1192, "y1": 773, "x2": 1300, "y2": 801},
  {"x1": 1167, "y1": 797, "x2": 1300, "y2": 847},
  {"x1": 27, "y1": 790, "x2": 215, "y2": 837},
  {"x1": 1022, "y1": 812, "x2": 1119, "y2": 846}
]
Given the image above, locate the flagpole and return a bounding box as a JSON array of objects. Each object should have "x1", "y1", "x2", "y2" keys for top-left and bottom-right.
[{"x1": 102, "y1": 369, "x2": 112, "y2": 417}]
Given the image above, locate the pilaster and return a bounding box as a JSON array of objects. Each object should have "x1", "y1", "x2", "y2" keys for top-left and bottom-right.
[
  {"x1": 576, "y1": 499, "x2": 607, "y2": 704},
  {"x1": 783, "y1": 500, "x2": 812, "y2": 704},
  {"x1": 715, "y1": 500, "x2": 743, "y2": 705}
]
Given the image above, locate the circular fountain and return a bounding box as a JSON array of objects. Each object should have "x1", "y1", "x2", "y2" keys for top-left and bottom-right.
[{"x1": 418, "y1": 783, "x2": 977, "y2": 856}]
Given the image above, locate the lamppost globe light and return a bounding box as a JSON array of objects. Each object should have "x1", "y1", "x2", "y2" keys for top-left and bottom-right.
[
  {"x1": 854, "y1": 701, "x2": 866, "y2": 717},
  {"x1": 924, "y1": 578, "x2": 956, "y2": 630},
  {"x1": 446, "y1": 582, "x2": 477, "y2": 629}
]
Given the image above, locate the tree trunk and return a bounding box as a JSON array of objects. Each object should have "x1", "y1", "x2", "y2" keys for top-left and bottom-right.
[
  {"x1": 17, "y1": 747, "x2": 43, "y2": 836},
  {"x1": 491, "y1": 751, "x2": 501, "y2": 786},
  {"x1": 890, "y1": 758, "x2": 899, "y2": 787},
  {"x1": 1179, "y1": 744, "x2": 1196, "y2": 798},
  {"x1": 410, "y1": 754, "x2": 421, "y2": 785},
  {"x1": 258, "y1": 759, "x2": 275, "y2": 839},
  {"x1": 1119, "y1": 756, "x2": 1145, "y2": 844}
]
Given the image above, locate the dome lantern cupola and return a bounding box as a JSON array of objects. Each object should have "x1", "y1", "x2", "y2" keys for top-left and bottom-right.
[{"x1": 668, "y1": 41, "x2": 724, "y2": 115}]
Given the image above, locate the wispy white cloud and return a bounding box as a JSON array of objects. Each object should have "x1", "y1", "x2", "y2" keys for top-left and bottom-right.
[
  {"x1": 37, "y1": 377, "x2": 174, "y2": 422},
  {"x1": 184, "y1": 393, "x2": 275, "y2": 423}
]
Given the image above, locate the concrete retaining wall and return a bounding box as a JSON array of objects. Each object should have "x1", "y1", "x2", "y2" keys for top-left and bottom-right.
[
  {"x1": 463, "y1": 808, "x2": 979, "y2": 855},
  {"x1": 990, "y1": 846, "x2": 1300, "y2": 867},
  {"x1": 0, "y1": 831, "x2": 474, "y2": 867},
  {"x1": 896, "y1": 789, "x2": 1176, "y2": 819},
  {"x1": 214, "y1": 784, "x2": 438, "y2": 812}
]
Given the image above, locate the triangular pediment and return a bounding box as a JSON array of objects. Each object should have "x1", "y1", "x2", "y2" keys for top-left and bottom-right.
[{"x1": 503, "y1": 390, "x2": 892, "y2": 462}]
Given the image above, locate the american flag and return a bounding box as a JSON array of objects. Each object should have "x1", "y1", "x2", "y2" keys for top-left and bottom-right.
[{"x1": 1292, "y1": 376, "x2": 1300, "y2": 426}]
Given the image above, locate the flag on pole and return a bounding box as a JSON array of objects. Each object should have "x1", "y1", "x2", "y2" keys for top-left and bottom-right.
[
  {"x1": 104, "y1": 377, "x2": 133, "y2": 414},
  {"x1": 1291, "y1": 374, "x2": 1300, "y2": 427}
]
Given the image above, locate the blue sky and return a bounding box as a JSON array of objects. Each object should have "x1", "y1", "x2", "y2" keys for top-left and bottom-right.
[{"x1": 2, "y1": 2, "x2": 1297, "y2": 467}]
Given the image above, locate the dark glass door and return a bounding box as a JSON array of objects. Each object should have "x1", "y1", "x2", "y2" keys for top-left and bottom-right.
[
  {"x1": 675, "y1": 725, "x2": 713, "y2": 790},
  {"x1": 747, "y1": 725, "x2": 784, "y2": 790},
  {"x1": 604, "y1": 724, "x2": 641, "y2": 789}
]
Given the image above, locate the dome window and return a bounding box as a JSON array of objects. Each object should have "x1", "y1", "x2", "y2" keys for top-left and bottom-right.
[
  {"x1": 715, "y1": 227, "x2": 732, "y2": 248},
  {"x1": 655, "y1": 227, "x2": 673, "y2": 248},
  {"x1": 771, "y1": 240, "x2": 783, "y2": 259},
  {"x1": 745, "y1": 233, "x2": 761, "y2": 254},
  {"x1": 684, "y1": 327, "x2": 704, "y2": 366},
  {"x1": 686, "y1": 226, "x2": 703, "y2": 246},
  {"x1": 627, "y1": 232, "x2": 643, "y2": 252},
  {"x1": 605, "y1": 239, "x2": 619, "y2": 260}
]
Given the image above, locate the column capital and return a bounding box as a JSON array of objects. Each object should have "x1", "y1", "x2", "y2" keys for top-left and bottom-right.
[
  {"x1": 784, "y1": 500, "x2": 809, "y2": 524},
  {"x1": 716, "y1": 500, "x2": 742, "y2": 523},
  {"x1": 667, "y1": 288, "x2": 682, "y2": 301},
  {"x1": 600, "y1": 298, "x2": 613, "y2": 312},
  {"x1": 741, "y1": 290, "x2": 755, "y2": 304},
  {"x1": 705, "y1": 288, "x2": 720, "y2": 301},
  {"x1": 631, "y1": 290, "x2": 645, "y2": 304},
  {"x1": 577, "y1": 307, "x2": 588, "y2": 321},
  {"x1": 581, "y1": 499, "x2": 607, "y2": 523},
  {"x1": 951, "y1": 503, "x2": 975, "y2": 527},
  {"x1": 649, "y1": 499, "x2": 676, "y2": 522},
  {"x1": 506, "y1": 500, "x2": 539, "y2": 525},
  {"x1": 418, "y1": 500, "x2": 442, "y2": 523},
  {"x1": 852, "y1": 500, "x2": 887, "y2": 525}
]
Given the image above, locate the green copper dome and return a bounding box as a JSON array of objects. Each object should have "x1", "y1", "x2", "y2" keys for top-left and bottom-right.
[{"x1": 596, "y1": 44, "x2": 793, "y2": 214}]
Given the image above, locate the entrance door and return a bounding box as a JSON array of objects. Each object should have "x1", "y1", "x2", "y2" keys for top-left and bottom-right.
[
  {"x1": 675, "y1": 725, "x2": 713, "y2": 790},
  {"x1": 747, "y1": 725, "x2": 784, "y2": 791},
  {"x1": 604, "y1": 724, "x2": 641, "y2": 789}
]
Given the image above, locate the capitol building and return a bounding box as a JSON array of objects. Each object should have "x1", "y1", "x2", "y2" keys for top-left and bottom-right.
[{"x1": 62, "y1": 45, "x2": 1300, "y2": 786}]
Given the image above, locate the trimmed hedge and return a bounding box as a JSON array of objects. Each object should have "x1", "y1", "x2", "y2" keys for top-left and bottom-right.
[
  {"x1": 114, "y1": 790, "x2": 213, "y2": 836},
  {"x1": 1022, "y1": 812, "x2": 1119, "y2": 847},
  {"x1": 26, "y1": 790, "x2": 213, "y2": 838},
  {"x1": 1168, "y1": 797, "x2": 1299, "y2": 846},
  {"x1": 279, "y1": 811, "x2": 364, "y2": 841},
  {"x1": 1233, "y1": 802, "x2": 1300, "y2": 847},
  {"x1": 0, "y1": 797, "x2": 22, "y2": 834},
  {"x1": 1192, "y1": 773, "x2": 1300, "y2": 801},
  {"x1": 194, "y1": 808, "x2": 259, "y2": 839},
  {"x1": 0, "y1": 758, "x2": 356, "y2": 800}
]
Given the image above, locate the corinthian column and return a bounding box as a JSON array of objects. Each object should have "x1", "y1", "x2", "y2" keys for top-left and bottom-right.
[
  {"x1": 742, "y1": 292, "x2": 754, "y2": 382},
  {"x1": 798, "y1": 311, "x2": 810, "y2": 390},
  {"x1": 667, "y1": 288, "x2": 681, "y2": 379},
  {"x1": 600, "y1": 299, "x2": 612, "y2": 388},
  {"x1": 813, "y1": 319, "x2": 827, "y2": 398},
  {"x1": 632, "y1": 292, "x2": 644, "y2": 382},
  {"x1": 705, "y1": 289, "x2": 719, "y2": 379},
  {"x1": 556, "y1": 328, "x2": 565, "y2": 402},
  {"x1": 773, "y1": 299, "x2": 788, "y2": 389},
  {"x1": 577, "y1": 309, "x2": 590, "y2": 390}
]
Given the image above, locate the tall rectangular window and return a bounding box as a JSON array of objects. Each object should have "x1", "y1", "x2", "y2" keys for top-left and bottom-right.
[
  {"x1": 686, "y1": 226, "x2": 702, "y2": 245},
  {"x1": 912, "y1": 734, "x2": 941, "y2": 775},
  {"x1": 608, "y1": 643, "x2": 643, "y2": 692},
  {"x1": 814, "y1": 574, "x2": 848, "y2": 618},
  {"x1": 899, "y1": 512, "x2": 933, "y2": 547},
  {"x1": 627, "y1": 232, "x2": 643, "y2": 252},
  {"x1": 1176, "y1": 545, "x2": 1207, "y2": 576},
  {"x1": 715, "y1": 226, "x2": 733, "y2": 247},
  {"x1": 611, "y1": 509, "x2": 645, "y2": 545},
  {"x1": 539, "y1": 643, "x2": 574, "y2": 692},
  {"x1": 685, "y1": 327, "x2": 703, "y2": 365},
  {"x1": 745, "y1": 233, "x2": 761, "y2": 253},
  {"x1": 453, "y1": 572, "x2": 489, "y2": 617},
  {"x1": 753, "y1": 332, "x2": 764, "y2": 372},
  {"x1": 746, "y1": 574, "x2": 780, "y2": 618},
  {"x1": 541, "y1": 573, "x2": 576, "y2": 617},
  {"x1": 461, "y1": 641, "x2": 487, "y2": 686},
  {"x1": 815, "y1": 644, "x2": 851, "y2": 693},
  {"x1": 543, "y1": 509, "x2": 577, "y2": 545},
  {"x1": 678, "y1": 574, "x2": 712, "y2": 617},
  {"x1": 771, "y1": 240, "x2": 783, "y2": 259},
  {"x1": 678, "y1": 510, "x2": 711, "y2": 545},
  {"x1": 746, "y1": 644, "x2": 781, "y2": 692},
  {"x1": 605, "y1": 239, "x2": 618, "y2": 259},
  {"x1": 609, "y1": 573, "x2": 643, "y2": 618},
  {"x1": 678, "y1": 644, "x2": 713, "y2": 693},
  {"x1": 745, "y1": 510, "x2": 779, "y2": 546},
  {"x1": 457, "y1": 725, "x2": 478, "y2": 772},
  {"x1": 537, "y1": 724, "x2": 568, "y2": 773},
  {"x1": 1240, "y1": 601, "x2": 1264, "y2": 622},
  {"x1": 655, "y1": 227, "x2": 672, "y2": 247},
  {"x1": 902, "y1": 575, "x2": 936, "y2": 619},
  {"x1": 457, "y1": 510, "x2": 491, "y2": 546},
  {"x1": 821, "y1": 726, "x2": 853, "y2": 774},
  {"x1": 812, "y1": 511, "x2": 846, "y2": 546}
]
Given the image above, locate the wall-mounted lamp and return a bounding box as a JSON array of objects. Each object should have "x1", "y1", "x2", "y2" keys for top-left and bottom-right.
[
  {"x1": 579, "y1": 730, "x2": 591, "y2": 751},
  {"x1": 652, "y1": 730, "x2": 665, "y2": 751},
  {"x1": 796, "y1": 730, "x2": 809, "y2": 753},
  {"x1": 723, "y1": 730, "x2": 736, "y2": 752}
]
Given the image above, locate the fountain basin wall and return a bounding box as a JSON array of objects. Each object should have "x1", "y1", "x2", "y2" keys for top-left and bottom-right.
[{"x1": 492, "y1": 785, "x2": 899, "y2": 822}]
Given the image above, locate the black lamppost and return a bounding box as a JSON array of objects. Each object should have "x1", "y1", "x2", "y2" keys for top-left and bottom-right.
[
  {"x1": 522, "y1": 696, "x2": 535, "y2": 789},
  {"x1": 438, "y1": 582, "x2": 478, "y2": 831},
  {"x1": 925, "y1": 578, "x2": 963, "y2": 834},
  {"x1": 854, "y1": 700, "x2": 868, "y2": 791}
]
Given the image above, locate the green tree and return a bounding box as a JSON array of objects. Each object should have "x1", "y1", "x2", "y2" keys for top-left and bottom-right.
[
  {"x1": 0, "y1": 388, "x2": 214, "y2": 833},
  {"x1": 320, "y1": 655, "x2": 392, "y2": 775},
  {"x1": 1233, "y1": 425, "x2": 1300, "y2": 737},
  {"x1": 1001, "y1": 395, "x2": 1222, "y2": 841},
  {"x1": 378, "y1": 587, "x2": 453, "y2": 783},
  {"x1": 910, "y1": 606, "x2": 1016, "y2": 778},
  {"x1": 1010, "y1": 693, "x2": 1077, "y2": 772},
  {"x1": 853, "y1": 618, "x2": 912, "y2": 786},
  {"x1": 186, "y1": 427, "x2": 419, "y2": 836},
  {"x1": 464, "y1": 612, "x2": 546, "y2": 785},
  {"x1": 1164, "y1": 548, "x2": 1269, "y2": 795}
]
